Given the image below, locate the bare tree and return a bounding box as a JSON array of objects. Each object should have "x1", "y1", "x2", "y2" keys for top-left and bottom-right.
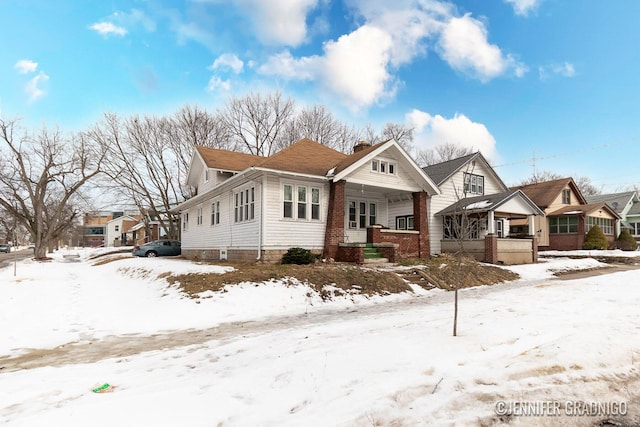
[
  {"x1": 0, "y1": 119, "x2": 106, "y2": 259},
  {"x1": 381, "y1": 122, "x2": 415, "y2": 154},
  {"x1": 170, "y1": 105, "x2": 235, "y2": 151},
  {"x1": 416, "y1": 142, "x2": 474, "y2": 167},
  {"x1": 441, "y1": 164, "x2": 484, "y2": 336},
  {"x1": 519, "y1": 171, "x2": 601, "y2": 196},
  {"x1": 221, "y1": 91, "x2": 295, "y2": 156},
  {"x1": 86, "y1": 113, "x2": 187, "y2": 240}
]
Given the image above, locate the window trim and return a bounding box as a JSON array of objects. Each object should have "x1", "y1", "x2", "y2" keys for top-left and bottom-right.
[
  {"x1": 282, "y1": 182, "x2": 322, "y2": 221},
  {"x1": 210, "y1": 200, "x2": 220, "y2": 226},
  {"x1": 234, "y1": 186, "x2": 255, "y2": 223}
]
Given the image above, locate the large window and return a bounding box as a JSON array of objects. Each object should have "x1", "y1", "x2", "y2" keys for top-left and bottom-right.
[
  {"x1": 549, "y1": 216, "x2": 578, "y2": 234},
  {"x1": 283, "y1": 184, "x2": 321, "y2": 221},
  {"x1": 443, "y1": 215, "x2": 482, "y2": 239},
  {"x1": 630, "y1": 222, "x2": 640, "y2": 236},
  {"x1": 349, "y1": 200, "x2": 377, "y2": 229},
  {"x1": 396, "y1": 215, "x2": 414, "y2": 230},
  {"x1": 234, "y1": 187, "x2": 255, "y2": 223},
  {"x1": 463, "y1": 173, "x2": 484, "y2": 195},
  {"x1": 211, "y1": 200, "x2": 220, "y2": 226},
  {"x1": 587, "y1": 217, "x2": 613, "y2": 235}
]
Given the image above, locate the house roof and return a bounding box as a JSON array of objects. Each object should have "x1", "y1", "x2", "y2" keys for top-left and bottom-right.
[
  {"x1": 434, "y1": 189, "x2": 544, "y2": 216},
  {"x1": 422, "y1": 152, "x2": 478, "y2": 186},
  {"x1": 332, "y1": 141, "x2": 383, "y2": 175},
  {"x1": 585, "y1": 191, "x2": 638, "y2": 214},
  {"x1": 195, "y1": 146, "x2": 262, "y2": 172},
  {"x1": 257, "y1": 138, "x2": 348, "y2": 176},
  {"x1": 547, "y1": 202, "x2": 620, "y2": 219},
  {"x1": 511, "y1": 177, "x2": 587, "y2": 208}
]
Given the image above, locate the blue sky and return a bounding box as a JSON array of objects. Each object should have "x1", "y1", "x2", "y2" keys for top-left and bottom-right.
[{"x1": 2, "y1": 0, "x2": 639, "y2": 191}]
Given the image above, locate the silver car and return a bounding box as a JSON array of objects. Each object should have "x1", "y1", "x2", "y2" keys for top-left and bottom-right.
[
  {"x1": 132, "y1": 240, "x2": 181, "y2": 257},
  {"x1": 0, "y1": 244, "x2": 11, "y2": 253}
]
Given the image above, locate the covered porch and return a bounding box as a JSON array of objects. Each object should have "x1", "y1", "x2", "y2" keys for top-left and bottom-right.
[
  {"x1": 323, "y1": 181, "x2": 432, "y2": 263},
  {"x1": 436, "y1": 190, "x2": 544, "y2": 265}
]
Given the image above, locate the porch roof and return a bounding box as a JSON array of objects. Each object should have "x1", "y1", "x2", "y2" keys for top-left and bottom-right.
[
  {"x1": 434, "y1": 190, "x2": 544, "y2": 217},
  {"x1": 547, "y1": 202, "x2": 621, "y2": 219}
]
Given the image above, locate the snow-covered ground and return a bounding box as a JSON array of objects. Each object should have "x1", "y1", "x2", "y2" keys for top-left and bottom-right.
[{"x1": 1, "y1": 249, "x2": 639, "y2": 426}]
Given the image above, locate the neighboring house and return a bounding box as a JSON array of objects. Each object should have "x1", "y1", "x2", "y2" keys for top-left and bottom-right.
[
  {"x1": 105, "y1": 215, "x2": 139, "y2": 247},
  {"x1": 173, "y1": 138, "x2": 440, "y2": 263},
  {"x1": 423, "y1": 152, "x2": 544, "y2": 264},
  {"x1": 512, "y1": 178, "x2": 620, "y2": 250},
  {"x1": 82, "y1": 211, "x2": 115, "y2": 247},
  {"x1": 586, "y1": 191, "x2": 640, "y2": 243}
]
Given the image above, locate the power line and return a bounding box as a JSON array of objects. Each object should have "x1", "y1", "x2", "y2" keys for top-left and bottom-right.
[{"x1": 493, "y1": 136, "x2": 640, "y2": 169}]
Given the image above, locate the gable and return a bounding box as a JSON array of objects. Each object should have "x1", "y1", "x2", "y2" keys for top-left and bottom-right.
[
  {"x1": 513, "y1": 178, "x2": 587, "y2": 209},
  {"x1": 423, "y1": 152, "x2": 508, "y2": 194}
]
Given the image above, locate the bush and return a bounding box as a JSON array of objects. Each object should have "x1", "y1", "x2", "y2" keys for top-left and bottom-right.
[
  {"x1": 616, "y1": 228, "x2": 637, "y2": 251},
  {"x1": 583, "y1": 225, "x2": 609, "y2": 250},
  {"x1": 281, "y1": 247, "x2": 317, "y2": 265}
]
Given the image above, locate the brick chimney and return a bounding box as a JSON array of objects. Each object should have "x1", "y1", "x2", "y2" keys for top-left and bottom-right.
[{"x1": 353, "y1": 140, "x2": 371, "y2": 153}]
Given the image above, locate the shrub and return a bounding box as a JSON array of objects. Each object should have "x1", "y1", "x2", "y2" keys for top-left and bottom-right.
[
  {"x1": 616, "y1": 228, "x2": 637, "y2": 251},
  {"x1": 281, "y1": 247, "x2": 317, "y2": 265},
  {"x1": 583, "y1": 225, "x2": 609, "y2": 250}
]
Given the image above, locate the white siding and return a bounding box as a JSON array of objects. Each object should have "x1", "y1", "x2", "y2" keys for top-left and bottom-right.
[
  {"x1": 262, "y1": 175, "x2": 329, "y2": 250},
  {"x1": 387, "y1": 199, "x2": 414, "y2": 229},
  {"x1": 343, "y1": 187, "x2": 388, "y2": 243},
  {"x1": 429, "y1": 161, "x2": 507, "y2": 254},
  {"x1": 347, "y1": 148, "x2": 423, "y2": 191}
]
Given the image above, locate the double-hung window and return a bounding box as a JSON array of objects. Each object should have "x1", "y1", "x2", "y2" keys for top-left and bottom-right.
[
  {"x1": 211, "y1": 200, "x2": 220, "y2": 225},
  {"x1": 283, "y1": 184, "x2": 321, "y2": 220},
  {"x1": 463, "y1": 173, "x2": 484, "y2": 195},
  {"x1": 234, "y1": 187, "x2": 255, "y2": 223}
]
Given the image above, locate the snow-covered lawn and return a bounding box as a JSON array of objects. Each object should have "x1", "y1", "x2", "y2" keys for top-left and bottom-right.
[{"x1": 1, "y1": 249, "x2": 639, "y2": 426}]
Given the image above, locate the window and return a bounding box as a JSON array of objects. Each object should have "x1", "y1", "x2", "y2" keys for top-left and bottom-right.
[
  {"x1": 197, "y1": 206, "x2": 203, "y2": 225},
  {"x1": 463, "y1": 173, "x2": 484, "y2": 195},
  {"x1": 205, "y1": 169, "x2": 210, "y2": 182},
  {"x1": 369, "y1": 203, "x2": 376, "y2": 226},
  {"x1": 211, "y1": 201, "x2": 220, "y2": 225},
  {"x1": 283, "y1": 184, "x2": 293, "y2": 218},
  {"x1": 311, "y1": 188, "x2": 320, "y2": 220},
  {"x1": 183, "y1": 212, "x2": 189, "y2": 231},
  {"x1": 631, "y1": 222, "x2": 640, "y2": 236},
  {"x1": 349, "y1": 201, "x2": 357, "y2": 228},
  {"x1": 549, "y1": 216, "x2": 578, "y2": 234},
  {"x1": 562, "y1": 189, "x2": 571, "y2": 204},
  {"x1": 587, "y1": 217, "x2": 613, "y2": 235},
  {"x1": 350, "y1": 201, "x2": 377, "y2": 229},
  {"x1": 234, "y1": 187, "x2": 255, "y2": 223},
  {"x1": 443, "y1": 215, "x2": 483, "y2": 239},
  {"x1": 396, "y1": 215, "x2": 414, "y2": 230},
  {"x1": 371, "y1": 159, "x2": 396, "y2": 175},
  {"x1": 115, "y1": 225, "x2": 119, "y2": 232},
  {"x1": 298, "y1": 186, "x2": 307, "y2": 219}
]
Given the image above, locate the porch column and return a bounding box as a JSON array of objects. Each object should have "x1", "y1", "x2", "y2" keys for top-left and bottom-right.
[
  {"x1": 412, "y1": 191, "x2": 430, "y2": 258},
  {"x1": 323, "y1": 180, "x2": 346, "y2": 260},
  {"x1": 487, "y1": 211, "x2": 495, "y2": 234},
  {"x1": 528, "y1": 215, "x2": 535, "y2": 236}
]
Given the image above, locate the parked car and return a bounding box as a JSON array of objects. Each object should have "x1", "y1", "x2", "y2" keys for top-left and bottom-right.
[
  {"x1": 0, "y1": 243, "x2": 11, "y2": 253},
  {"x1": 132, "y1": 240, "x2": 181, "y2": 257}
]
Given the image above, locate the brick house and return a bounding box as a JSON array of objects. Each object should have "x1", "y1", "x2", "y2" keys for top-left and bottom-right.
[
  {"x1": 512, "y1": 178, "x2": 620, "y2": 250},
  {"x1": 173, "y1": 138, "x2": 440, "y2": 262}
]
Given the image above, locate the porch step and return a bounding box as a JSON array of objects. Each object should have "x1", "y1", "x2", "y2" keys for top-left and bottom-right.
[
  {"x1": 363, "y1": 257, "x2": 389, "y2": 264},
  {"x1": 363, "y1": 246, "x2": 384, "y2": 259}
]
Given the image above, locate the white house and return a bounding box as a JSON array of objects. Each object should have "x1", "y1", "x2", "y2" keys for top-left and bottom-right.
[{"x1": 173, "y1": 138, "x2": 440, "y2": 263}]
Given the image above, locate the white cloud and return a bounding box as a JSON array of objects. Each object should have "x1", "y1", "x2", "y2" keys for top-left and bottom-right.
[
  {"x1": 206, "y1": 76, "x2": 231, "y2": 92},
  {"x1": 539, "y1": 62, "x2": 576, "y2": 80},
  {"x1": 407, "y1": 109, "x2": 498, "y2": 161},
  {"x1": 258, "y1": 50, "x2": 317, "y2": 80},
  {"x1": 89, "y1": 21, "x2": 128, "y2": 36},
  {"x1": 235, "y1": 0, "x2": 319, "y2": 46},
  {"x1": 14, "y1": 60, "x2": 38, "y2": 74},
  {"x1": 25, "y1": 71, "x2": 49, "y2": 102},
  {"x1": 504, "y1": 0, "x2": 541, "y2": 16},
  {"x1": 210, "y1": 54, "x2": 244, "y2": 74},
  {"x1": 320, "y1": 25, "x2": 396, "y2": 110},
  {"x1": 437, "y1": 14, "x2": 525, "y2": 82}
]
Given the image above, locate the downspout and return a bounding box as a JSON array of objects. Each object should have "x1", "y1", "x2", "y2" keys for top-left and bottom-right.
[{"x1": 257, "y1": 172, "x2": 265, "y2": 260}]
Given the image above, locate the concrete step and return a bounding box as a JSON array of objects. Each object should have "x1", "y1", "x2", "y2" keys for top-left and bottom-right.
[{"x1": 363, "y1": 257, "x2": 389, "y2": 264}]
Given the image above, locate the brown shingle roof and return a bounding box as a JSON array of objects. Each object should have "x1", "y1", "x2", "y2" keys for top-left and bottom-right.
[
  {"x1": 333, "y1": 140, "x2": 385, "y2": 174},
  {"x1": 511, "y1": 177, "x2": 585, "y2": 208},
  {"x1": 195, "y1": 146, "x2": 262, "y2": 171},
  {"x1": 548, "y1": 202, "x2": 620, "y2": 218},
  {"x1": 258, "y1": 138, "x2": 348, "y2": 175}
]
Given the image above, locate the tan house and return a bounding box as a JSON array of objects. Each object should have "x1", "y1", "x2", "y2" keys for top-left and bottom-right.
[{"x1": 512, "y1": 178, "x2": 620, "y2": 250}]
